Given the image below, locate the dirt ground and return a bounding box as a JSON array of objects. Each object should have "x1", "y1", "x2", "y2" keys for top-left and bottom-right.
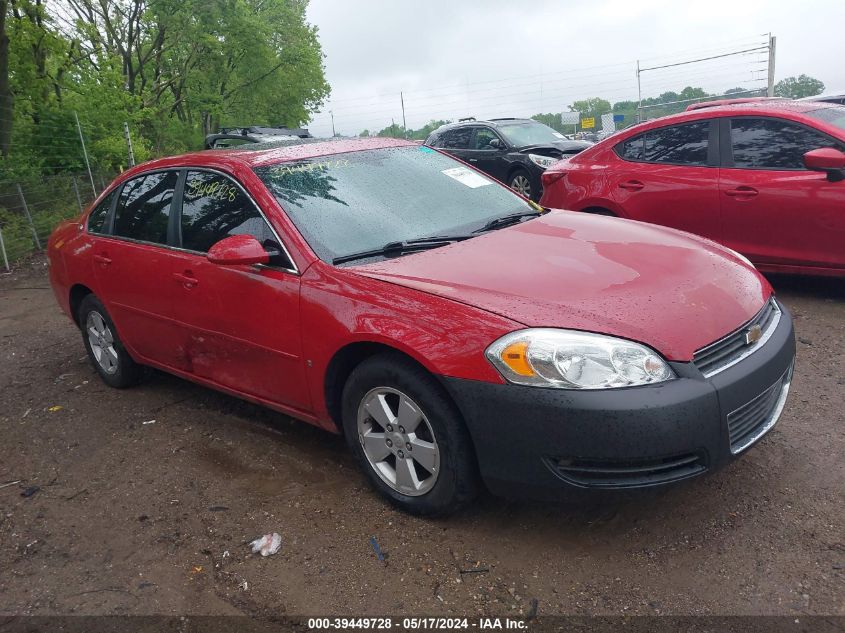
[{"x1": 0, "y1": 256, "x2": 842, "y2": 620}]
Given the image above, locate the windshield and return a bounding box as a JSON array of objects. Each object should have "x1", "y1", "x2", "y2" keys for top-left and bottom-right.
[
  {"x1": 254, "y1": 146, "x2": 532, "y2": 263},
  {"x1": 497, "y1": 121, "x2": 566, "y2": 146},
  {"x1": 806, "y1": 106, "x2": 845, "y2": 133}
]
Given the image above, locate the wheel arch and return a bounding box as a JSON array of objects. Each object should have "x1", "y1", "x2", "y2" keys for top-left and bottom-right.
[
  {"x1": 69, "y1": 283, "x2": 95, "y2": 326},
  {"x1": 574, "y1": 198, "x2": 627, "y2": 217},
  {"x1": 323, "y1": 340, "x2": 447, "y2": 433},
  {"x1": 580, "y1": 206, "x2": 619, "y2": 217}
]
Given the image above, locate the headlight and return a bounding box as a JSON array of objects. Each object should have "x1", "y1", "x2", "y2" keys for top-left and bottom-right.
[
  {"x1": 726, "y1": 247, "x2": 755, "y2": 269},
  {"x1": 527, "y1": 153, "x2": 558, "y2": 169},
  {"x1": 486, "y1": 329, "x2": 675, "y2": 389}
]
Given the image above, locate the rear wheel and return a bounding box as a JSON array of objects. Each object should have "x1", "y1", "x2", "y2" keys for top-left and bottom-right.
[
  {"x1": 508, "y1": 168, "x2": 535, "y2": 201},
  {"x1": 78, "y1": 294, "x2": 142, "y2": 388},
  {"x1": 341, "y1": 354, "x2": 478, "y2": 516}
]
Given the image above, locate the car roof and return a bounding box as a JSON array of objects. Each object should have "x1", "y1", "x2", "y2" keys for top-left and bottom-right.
[
  {"x1": 623, "y1": 100, "x2": 843, "y2": 132},
  {"x1": 430, "y1": 118, "x2": 537, "y2": 135},
  {"x1": 685, "y1": 97, "x2": 784, "y2": 111},
  {"x1": 125, "y1": 137, "x2": 418, "y2": 175}
]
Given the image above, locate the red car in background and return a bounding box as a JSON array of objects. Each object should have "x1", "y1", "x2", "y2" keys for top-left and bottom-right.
[
  {"x1": 540, "y1": 100, "x2": 845, "y2": 277},
  {"x1": 48, "y1": 138, "x2": 795, "y2": 515}
]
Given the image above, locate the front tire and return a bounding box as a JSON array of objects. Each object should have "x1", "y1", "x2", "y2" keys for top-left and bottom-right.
[
  {"x1": 508, "y1": 168, "x2": 536, "y2": 201},
  {"x1": 341, "y1": 354, "x2": 478, "y2": 516},
  {"x1": 78, "y1": 294, "x2": 143, "y2": 388}
]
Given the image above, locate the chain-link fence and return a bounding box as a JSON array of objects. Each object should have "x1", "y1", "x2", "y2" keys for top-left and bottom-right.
[{"x1": 0, "y1": 170, "x2": 114, "y2": 271}]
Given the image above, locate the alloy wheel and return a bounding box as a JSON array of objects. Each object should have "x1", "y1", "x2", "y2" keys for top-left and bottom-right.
[
  {"x1": 86, "y1": 311, "x2": 118, "y2": 375},
  {"x1": 511, "y1": 174, "x2": 531, "y2": 198},
  {"x1": 357, "y1": 387, "x2": 440, "y2": 496}
]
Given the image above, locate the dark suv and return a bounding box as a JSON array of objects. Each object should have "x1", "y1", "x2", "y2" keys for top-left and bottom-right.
[
  {"x1": 425, "y1": 118, "x2": 591, "y2": 200},
  {"x1": 205, "y1": 126, "x2": 313, "y2": 149}
]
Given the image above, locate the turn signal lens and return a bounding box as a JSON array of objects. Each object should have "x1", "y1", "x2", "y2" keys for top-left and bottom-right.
[
  {"x1": 500, "y1": 341, "x2": 536, "y2": 377},
  {"x1": 486, "y1": 329, "x2": 676, "y2": 390}
]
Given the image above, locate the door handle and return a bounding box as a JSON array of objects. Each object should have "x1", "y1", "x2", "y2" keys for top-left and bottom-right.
[
  {"x1": 469, "y1": 158, "x2": 478, "y2": 162},
  {"x1": 725, "y1": 186, "x2": 759, "y2": 198},
  {"x1": 173, "y1": 271, "x2": 199, "y2": 289},
  {"x1": 93, "y1": 254, "x2": 112, "y2": 266},
  {"x1": 618, "y1": 180, "x2": 644, "y2": 191}
]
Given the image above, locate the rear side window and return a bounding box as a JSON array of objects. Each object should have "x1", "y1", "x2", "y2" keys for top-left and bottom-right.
[
  {"x1": 180, "y1": 171, "x2": 286, "y2": 261},
  {"x1": 730, "y1": 117, "x2": 844, "y2": 170},
  {"x1": 616, "y1": 121, "x2": 710, "y2": 166},
  {"x1": 113, "y1": 171, "x2": 178, "y2": 244},
  {"x1": 87, "y1": 189, "x2": 117, "y2": 234},
  {"x1": 437, "y1": 127, "x2": 472, "y2": 149}
]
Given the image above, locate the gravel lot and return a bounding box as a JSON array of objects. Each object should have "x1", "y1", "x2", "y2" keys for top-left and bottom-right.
[{"x1": 0, "y1": 257, "x2": 842, "y2": 620}]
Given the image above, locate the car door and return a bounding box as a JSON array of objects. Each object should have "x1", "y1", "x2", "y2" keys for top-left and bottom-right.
[
  {"x1": 91, "y1": 170, "x2": 185, "y2": 365},
  {"x1": 719, "y1": 116, "x2": 845, "y2": 269},
  {"x1": 434, "y1": 127, "x2": 473, "y2": 163},
  {"x1": 167, "y1": 168, "x2": 311, "y2": 412},
  {"x1": 465, "y1": 126, "x2": 509, "y2": 181},
  {"x1": 608, "y1": 120, "x2": 722, "y2": 240}
]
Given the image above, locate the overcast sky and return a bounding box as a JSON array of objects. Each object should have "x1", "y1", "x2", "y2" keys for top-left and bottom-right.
[{"x1": 303, "y1": 0, "x2": 845, "y2": 137}]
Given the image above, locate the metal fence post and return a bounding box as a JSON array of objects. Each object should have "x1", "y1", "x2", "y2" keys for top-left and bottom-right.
[
  {"x1": 0, "y1": 224, "x2": 10, "y2": 272},
  {"x1": 124, "y1": 122, "x2": 136, "y2": 167},
  {"x1": 72, "y1": 176, "x2": 84, "y2": 213},
  {"x1": 16, "y1": 183, "x2": 42, "y2": 250},
  {"x1": 75, "y1": 111, "x2": 97, "y2": 197}
]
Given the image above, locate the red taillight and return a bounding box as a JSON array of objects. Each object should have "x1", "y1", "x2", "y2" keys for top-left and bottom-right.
[{"x1": 541, "y1": 170, "x2": 566, "y2": 188}]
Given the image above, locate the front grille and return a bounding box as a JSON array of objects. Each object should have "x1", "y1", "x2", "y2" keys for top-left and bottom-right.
[
  {"x1": 546, "y1": 453, "x2": 706, "y2": 488},
  {"x1": 693, "y1": 298, "x2": 780, "y2": 377},
  {"x1": 727, "y1": 364, "x2": 793, "y2": 454}
]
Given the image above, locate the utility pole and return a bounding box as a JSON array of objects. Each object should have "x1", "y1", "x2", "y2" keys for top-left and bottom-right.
[
  {"x1": 767, "y1": 34, "x2": 777, "y2": 97},
  {"x1": 636, "y1": 60, "x2": 642, "y2": 123},
  {"x1": 330, "y1": 111, "x2": 336, "y2": 137},
  {"x1": 123, "y1": 122, "x2": 135, "y2": 167},
  {"x1": 75, "y1": 111, "x2": 96, "y2": 197},
  {"x1": 400, "y1": 92, "x2": 407, "y2": 137}
]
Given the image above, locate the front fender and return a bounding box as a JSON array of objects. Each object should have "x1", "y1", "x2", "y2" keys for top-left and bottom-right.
[{"x1": 300, "y1": 263, "x2": 519, "y2": 426}]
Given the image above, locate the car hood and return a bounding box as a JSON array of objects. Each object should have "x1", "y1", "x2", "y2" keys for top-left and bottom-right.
[
  {"x1": 518, "y1": 141, "x2": 592, "y2": 156},
  {"x1": 348, "y1": 211, "x2": 771, "y2": 361}
]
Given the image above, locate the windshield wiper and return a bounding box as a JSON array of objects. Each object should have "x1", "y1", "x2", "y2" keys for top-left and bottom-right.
[
  {"x1": 332, "y1": 234, "x2": 474, "y2": 265},
  {"x1": 473, "y1": 210, "x2": 543, "y2": 233}
]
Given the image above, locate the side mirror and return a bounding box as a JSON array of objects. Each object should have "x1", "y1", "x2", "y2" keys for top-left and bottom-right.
[
  {"x1": 207, "y1": 234, "x2": 269, "y2": 266},
  {"x1": 803, "y1": 147, "x2": 845, "y2": 182},
  {"x1": 488, "y1": 138, "x2": 503, "y2": 149}
]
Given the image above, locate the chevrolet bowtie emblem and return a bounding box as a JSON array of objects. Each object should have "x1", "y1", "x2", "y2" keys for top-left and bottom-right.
[{"x1": 744, "y1": 324, "x2": 763, "y2": 345}]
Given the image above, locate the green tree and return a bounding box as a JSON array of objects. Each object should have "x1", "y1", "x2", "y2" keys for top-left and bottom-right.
[
  {"x1": 569, "y1": 97, "x2": 611, "y2": 121},
  {"x1": 2, "y1": 0, "x2": 330, "y2": 171},
  {"x1": 774, "y1": 74, "x2": 825, "y2": 99}
]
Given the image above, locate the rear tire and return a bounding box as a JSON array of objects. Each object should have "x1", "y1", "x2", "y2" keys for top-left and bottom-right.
[
  {"x1": 341, "y1": 353, "x2": 479, "y2": 516},
  {"x1": 78, "y1": 294, "x2": 143, "y2": 388}
]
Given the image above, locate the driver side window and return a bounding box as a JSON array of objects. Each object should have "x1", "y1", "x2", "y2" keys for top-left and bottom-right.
[
  {"x1": 472, "y1": 128, "x2": 502, "y2": 150},
  {"x1": 180, "y1": 171, "x2": 292, "y2": 269}
]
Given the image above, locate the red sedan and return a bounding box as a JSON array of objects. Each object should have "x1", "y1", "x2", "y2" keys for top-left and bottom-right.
[
  {"x1": 48, "y1": 138, "x2": 795, "y2": 515},
  {"x1": 540, "y1": 100, "x2": 845, "y2": 277}
]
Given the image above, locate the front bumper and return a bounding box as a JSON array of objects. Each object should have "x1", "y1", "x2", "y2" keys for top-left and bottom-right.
[{"x1": 442, "y1": 301, "x2": 796, "y2": 501}]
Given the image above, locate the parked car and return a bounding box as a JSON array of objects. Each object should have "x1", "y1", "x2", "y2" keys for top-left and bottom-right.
[
  {"x1": 205, "y1": 126, "x2": 313, "y2": 149},
  {"x1": 540, "y1": 100, "x2": 845, "y2": 277},
  {"x1": 800, "y1": 91, "x2": 845, "y2": 106},
  {"x1": 48, "y1": 137, "x2": 795, "y2": 515},
  {"x1": 425, "y1": 118, "x2": 591, "y2": 201}
]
